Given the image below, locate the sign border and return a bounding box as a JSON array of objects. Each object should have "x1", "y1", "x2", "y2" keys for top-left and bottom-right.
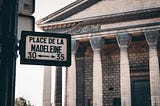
[{"x1": 20, "y1": 31, "x2": 71, "y2": 67}]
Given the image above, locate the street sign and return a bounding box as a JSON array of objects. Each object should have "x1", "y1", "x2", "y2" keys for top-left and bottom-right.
[{"x1": 20, "y1": 31, "x2": 71, "y2": 66}]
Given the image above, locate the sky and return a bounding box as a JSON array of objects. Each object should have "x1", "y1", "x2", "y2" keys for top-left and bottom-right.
[{"x1": 15, "y1": 0, "x2": 76, "y2": 106}]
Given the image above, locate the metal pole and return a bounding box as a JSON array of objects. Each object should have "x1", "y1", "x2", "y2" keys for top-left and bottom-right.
[{"x1": 0, "y1": 0, "x2": 18, "y2": 105}]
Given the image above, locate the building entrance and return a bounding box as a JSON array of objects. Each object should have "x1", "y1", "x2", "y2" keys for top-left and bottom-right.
[{"x1": 131, "y1": 80, "x2": 151, "y2": 106}]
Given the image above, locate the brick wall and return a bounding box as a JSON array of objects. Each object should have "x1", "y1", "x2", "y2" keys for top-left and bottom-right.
[
  {"x1": 102, "y1": 43, "x2": 120, "y2": 106},
  {"x1": 129, "y1": 40, "x2": 149, "y2": 69},
  {"x1": 84, "y1": 46, "x2": 93, "y2": 106}
]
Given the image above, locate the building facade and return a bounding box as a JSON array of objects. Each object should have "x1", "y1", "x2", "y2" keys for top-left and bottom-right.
[{"x1": 37, "y1": 0, "x2": 160, "y2": 106}]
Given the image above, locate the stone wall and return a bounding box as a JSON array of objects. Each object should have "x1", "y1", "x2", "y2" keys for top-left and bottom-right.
[
  {"x1": 84, "y1": 46, "x2": 93, "y2": 106},
  {"x1": 102, "y1": 43, "x2": 120, "y2": 106},
  {"x1": 129, "y1": 38, "x2": 149, "y2": 69}
]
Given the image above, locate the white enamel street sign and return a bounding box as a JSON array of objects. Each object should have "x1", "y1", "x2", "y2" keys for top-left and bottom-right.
[
  {"x1": 25, "y1": 36, "x2": 67, "y2": 61},
  {"x1": 20, "y1": 31, "x2": 71, "y2": 66}
]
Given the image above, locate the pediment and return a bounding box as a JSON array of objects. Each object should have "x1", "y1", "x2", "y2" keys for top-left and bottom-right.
[
  {"x1": 37, "y1": 0, "x2": 160, "y2": 25},
  {"x1": 64, "y1": 0, "x2": 160, "y2": 21}
]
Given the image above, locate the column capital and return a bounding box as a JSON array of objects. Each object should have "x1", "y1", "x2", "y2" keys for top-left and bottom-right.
[
  {"x1": 144, "y1": 30, "x2": 159, "y2": 46},
  {"x1": 116, "y1": 33, "x2": 131, "y2": 48},
  {"x1": 71, "y1": 39, "x2": 79, "y2": 54},
  {"x1": 89, "y1": 36, "x2": 104, "y2": 51}
]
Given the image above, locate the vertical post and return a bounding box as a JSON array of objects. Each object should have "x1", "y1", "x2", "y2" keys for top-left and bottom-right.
[
  {"x1": 54, "y1": 67, "x2": 62, "y2": 106},
  {"x1": 144, "y1": 30, "x2": 160, "y2": 106},
  {"x1": 116, "y1": 33, "x2": 131, "y2": 106},
  {"x1": 66, "y1": 39, "x2": 79, "y2": 106},
  {"x1": 43, "y1": 66, "x2": 52, "y2": 106},
  {"x1": 0, "y1": 0, "x2": 18, "y2": 105},
  {"x1": 89, "y1": 36, "x2": 103, "y2": 106}
]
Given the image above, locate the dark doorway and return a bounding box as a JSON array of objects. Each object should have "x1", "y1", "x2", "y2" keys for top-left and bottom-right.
[{"x1": 131, "y1": 80, "x2": 151, "y2": 106}]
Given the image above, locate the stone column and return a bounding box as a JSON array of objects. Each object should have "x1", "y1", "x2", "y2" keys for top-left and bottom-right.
[
  {"x1": 43, "y1": 66, "x2": 51, "y2": 106},
  {"x1": 66, "y1": 39, "x2": 79, "y2": 106},
  {"x1": 89, "y1": 36, "x2": 103, "y2": 106},
  {"x1": 116, "y1": 33, "x2": 131, "y2": 106},
  {"x1": 144, "y1": 30, "x2": 160, "y2": 106}
]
